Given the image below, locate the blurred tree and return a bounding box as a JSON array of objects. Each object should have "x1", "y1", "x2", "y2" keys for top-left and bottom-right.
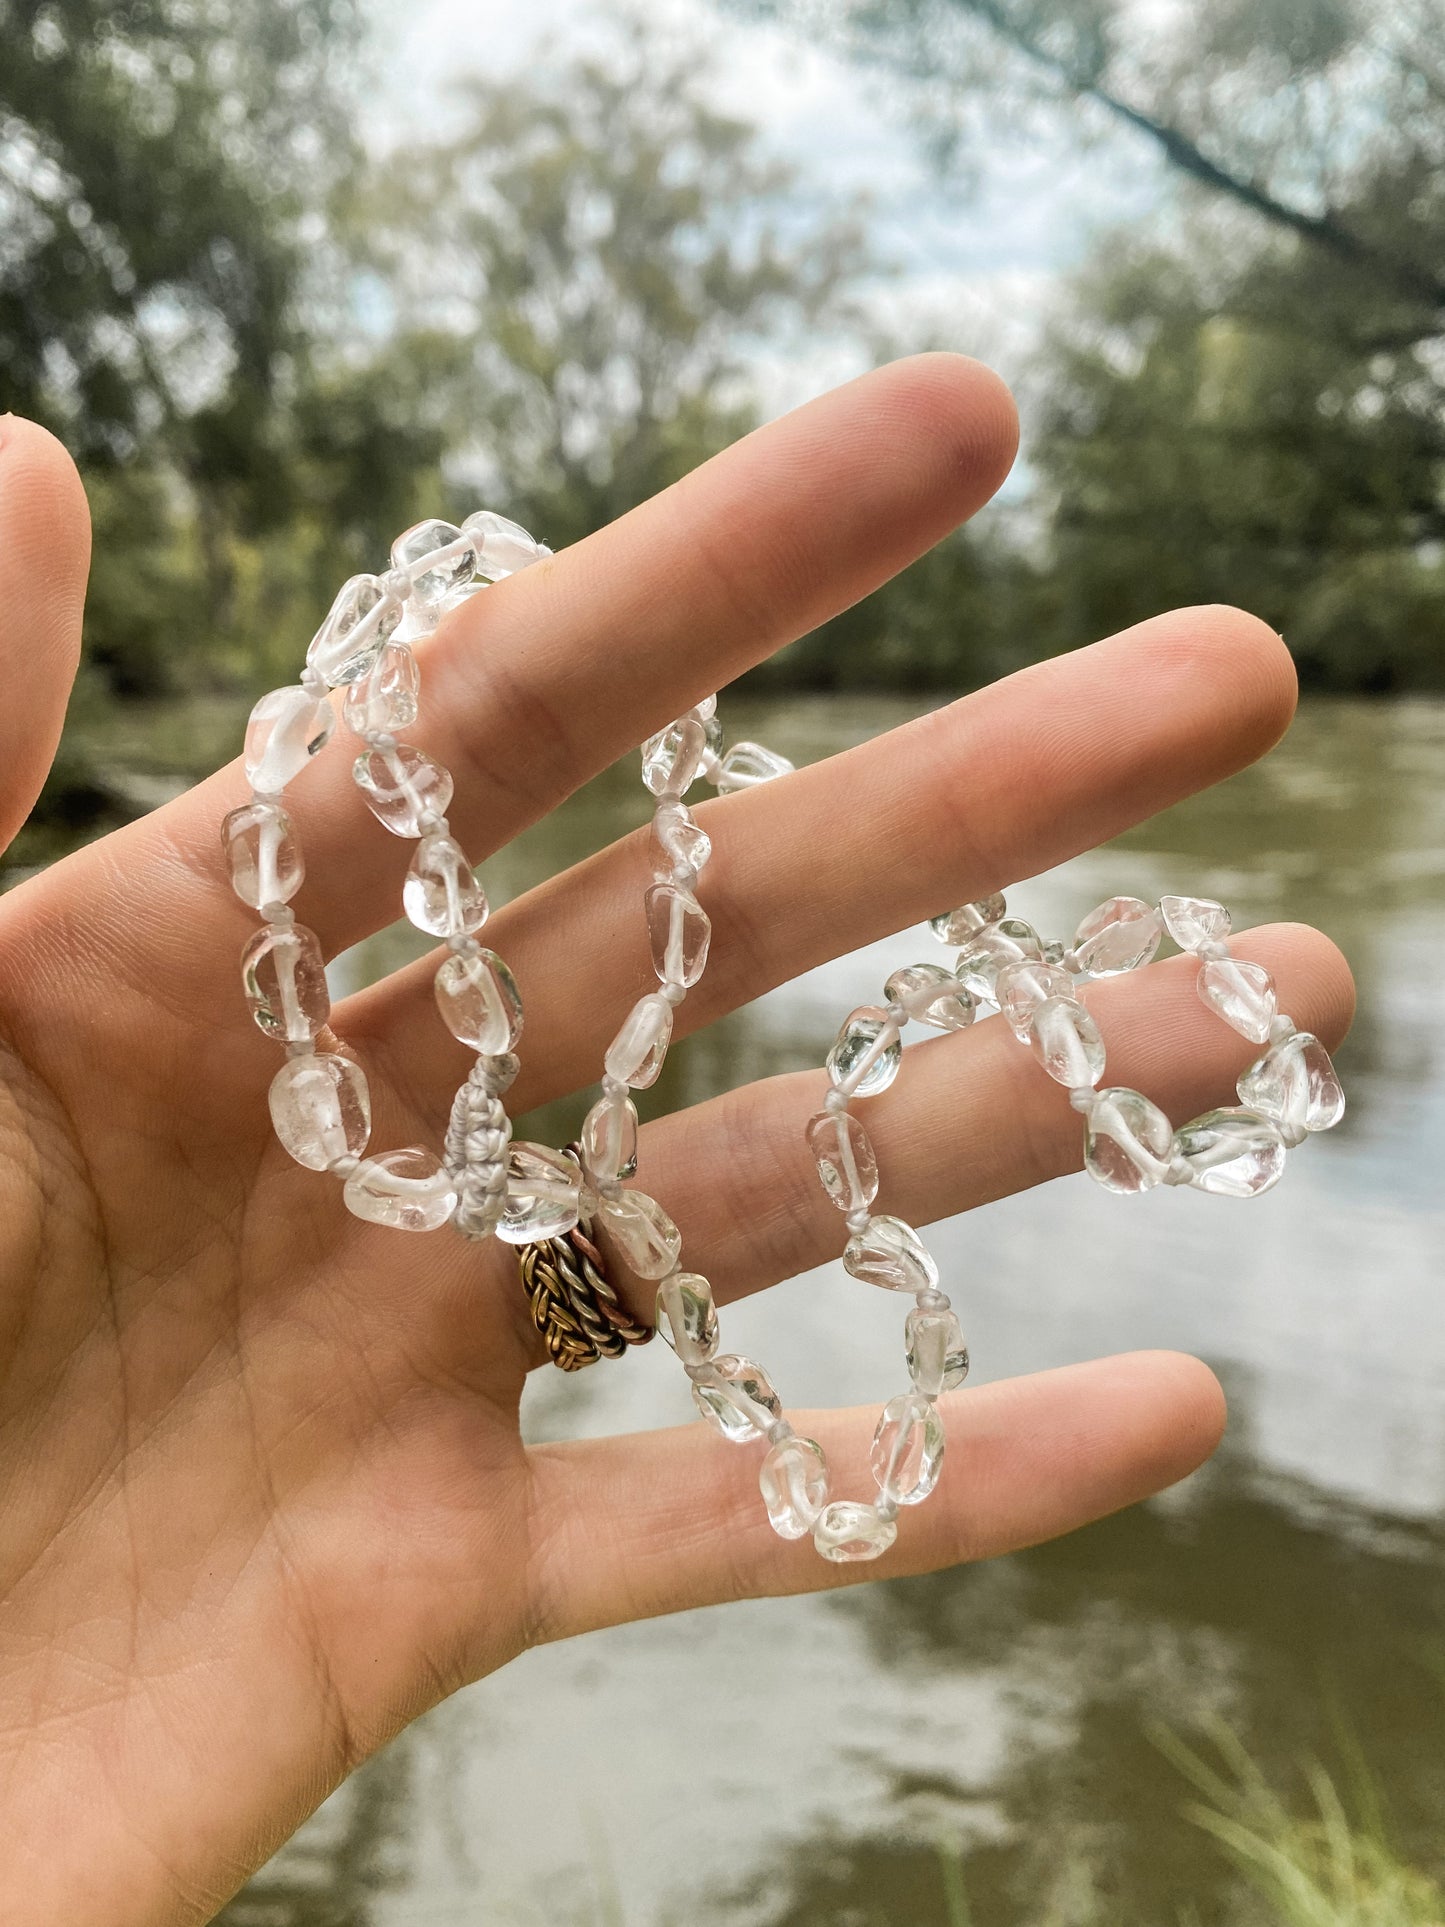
[
  {"x1": 0, "y1": 0, "x2": 362, "y2": 690},
  {"x1": 362, "y1": 31, "x2": 870, "y2": 548},
  {"x1": 738, "y1": 0, "x2": 1445, "y2": 688}
]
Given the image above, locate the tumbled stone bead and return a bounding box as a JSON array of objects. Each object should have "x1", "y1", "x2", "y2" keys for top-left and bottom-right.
[
  {"x1": 391, "y1": 518, "x2": 476, "y2": 609},
  {"x1": 843, "y1": 1214, "x2": 938, "y2": 1292},
  {"x1": 307, "y1": 572, "x2": 401, "y2": 685},
  {"x1": 995, "y1": 959, "x2": 1076, "y2": 1038},
  {"x1": 244, "y1": 685, "x2": 334, "y2": 794},
  {"x1": 604, "y1": 993, "x2": 673, "y2": 1089},
  {"x1": 955, "y1": 919, "x2": 1043, "y2": 1000},
  {"x1": 655, "y1": 1271, "x2": 718, "y2": 1364},
  {"x1": 342, "y1": 643, "x2": 420, "y2": 736},
  {"x1": 241, "y1": 922, "x2": 330, "y2": 1043},
  {"x1": 805, "y1": 1110, "x2": 879, "y2": 1215},
  {"x1": 928, "y1": 895, "x2": 1006, "y2": 944},
  {"x1": 579, "y1": 1090, "x2": 639, "y2": 1185},
  {"x1": 1237, "y1": 1031, "x2": 1344, "y2": 1141},
  {"x1": 462, "y1": 508, "x2": 548, "y2": 579},
  {"x1": 222, "y1": 801, "x2": 303, "y2": 911},
  {"x1": 825, "y1": 1007, "x2": 902, "y2": 1098},
  {"x1": 871, "y1": 1392, "x2": 945, "y2": 1506},
  {"x1": 1085, "y1": 1087, "x2": 1175, "y2": 1192},
  {"x1": 1173, "y1": 1107, "x2": 1287, "y2": 1197},
  {"x1": 434, "y1": 948, "x2": 523, "y2": 1053},
  {"x1": 650, "y1": 801, "x2": 712, "y2": 881},
  {"x1": 352, "y1": 744, "x2": 454, "y2": 837},
  {"x1": 692, "y1": 1355, "x2": 782, "y2": 1441},
  {"x1": 884, "y1": 963, "x2": 975, "y2": 1032},
  {"x1": 715, "y1": 741, "x2": 795, "y2": 792},
  {"x1": 1161, "y1": 893, "x2": 1232, "y2": 953},
  {"x1": 905, "y1": 1306, "x2": 969, "y2": 1397},
  {"x1": 813, "y1": 1500, "x2": 897, "y2": 1563},
  {"x1": 343, "y1": 1147, "x2": 458, "y2": 1232},
  {"x1": 597, "y1": 1188, "x2": 682, "y2": 1279},
  {"x1": 1198, "y1": 957, "x2": 1277, "y2": 1044},
  {"x1": 268, "y1": 1052, "x2": 370, "y2": 1171},
  {"x1": 1073, "y1": 896, "x2": 1163, "y2": 976},
  {"x1": 497, "y1": 1142, "x2": 583, "y2": 1243},
  {"x1": 405, "y1": 833, "x2": 488, "y2": 938},
  {"x1": 760, "y1": 1435, "x2": 829, "y2": 1540},
  {"x1": 1029, "y1": 994, "x2": 1105, "y2": 1087},
  {"x1": 642, "y1": 717, "x2": 707, "y2": 799},
  {"x1": 646, "y1": 882, "x2": 711, "y2": 988}
]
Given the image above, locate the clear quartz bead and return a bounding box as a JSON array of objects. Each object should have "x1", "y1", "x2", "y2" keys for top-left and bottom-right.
[
  {"x1": 1072, "y1": 896, "x2": 1164, "y2": 976},
  {"x1": 825, "y1": 1007, "x2": 902, "y2": 1098},
  {"x1": 650, "y1": 802, "x2": 712, "y2": 881},
  {"x1": 645, "y1": 882, "x2": 711, "y2": 988},
  {"x1": 714, "y1": 741, "x2": 795, "y2": 792},
  {"x1": 1085, "y1": 1087, "x2": 1176, "y2": 1192},
  {"x1": 461, "y1": 508, "x2": 547, "y2": 579},
  {"x1": 244, "y1": 685, "x2": 334, "y2": 793},
  {"x1": 241, "y1": 922, "x2": 330, "y2": 1043},
  {"x1": 871, "y1": 1393, "x2": 945, "y2": 1506},
  {"x1": 642, "y1": 717, "x2": 707, "y2": 798},
  {"x1": 655, "y1": 1271, "x2": 718, "y2": 1364},
  {"x1": 395, "y1": 596, "x2": 439, "y2": 645},
  {"x1": 1237, "y1": 1031, "x2": 1345, "y2": 1139},
  {"x1": 579, "y1": 1091, "x2": 639, "y2": 1185},
  {"x1": 434, "y1": 949, "x2": 523, "y2": 1053},
  {"x1": 995, "y1": 959, "x2": 1076, "y2": 1038},
  {"x1": 905, "y1": 1306, "x2": 969, "y2": 1397},
  {"x1": 597, "y1": 1188, "x2": 682, "y2": 1279},
  {"x1": 1173, "y1": 1107, "x2": 1288, "y2": 1197},
  {"x1": 1161, "y1": 893, "x2": 1232, "y2": 953},
  {"x1": 604, "y1": 993, "x2": 673, "y2": 1089},
  {"x1": 307, "y1": 572, "x2": 401, "y2": 685},
  {"x1": 352, "y1": 744, "x2": 454, "y2": 836},
  {"x1": 343, "y1": 1147, "x2": 458, "y2": 1232},
  {"x1": 843, "y1": 1214, "x2": 939, "y2": 1292},
  {"x1": 497, "y1": 1142, "x2": 583, "y2": 1243},
  {"x1": 805, "y1": 1110, "x2": 879, "y2": 1215},
  {"x1": 404, "y1": 834, "x2": 488, "y2": 938},
  {"x1": 955, "y1": 919, "x2": 1044, "y2": 1000},
  {"x1": 1198, "y1": 958, "x2": 1278, "y2": 1043},
  {"x1": 884, "y1": 963, "x2": 975, "y2": 1032},
  {"x1": 222, "y1": 801, "x2": 303, "y2": 910},
  {"x1": 391, "y1": 519, "x2": 476, "y2": 609},
  {"x1": 342, "y1": 643, "x2": 420, "y2": 736},
  {"x1": 813, "y1": 1500, "x2": 897, "y2": 1563},
  {"x1": 692, "y1": 1355, "x2": 782, "y2": 1441},
  {"x1": 760, "y1": 1436, "x2": 829, "y2": 1539},
  {"x1": 1029, "y1": 995, "x2": 1106, "y2": 1087},
  {"x1": 928, "y1": 895, "x2": 1006, "y2": 944},
  {"x1": 268, "y1": 1053, "x2": 370, "y2": 1170}
]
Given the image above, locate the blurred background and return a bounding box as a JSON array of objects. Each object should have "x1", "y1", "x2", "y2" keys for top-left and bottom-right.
[{"x1": 3, "y1": 0, "x2": 1444, "y2": 1921}]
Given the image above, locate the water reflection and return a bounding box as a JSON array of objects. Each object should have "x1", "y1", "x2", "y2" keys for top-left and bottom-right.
[{"x1": 226, "y1": 694, "x2": 1445, "y2": 1924}]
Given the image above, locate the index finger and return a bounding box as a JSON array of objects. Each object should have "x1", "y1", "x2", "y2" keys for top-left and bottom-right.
[{"x1": 18, "y1": 354, "x2": 1018, "y2": 1008}]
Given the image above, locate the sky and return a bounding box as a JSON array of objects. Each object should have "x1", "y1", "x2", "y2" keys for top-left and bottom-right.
[{"x1": 376, "y1": 0, "x2": 1164, "y2": 435}]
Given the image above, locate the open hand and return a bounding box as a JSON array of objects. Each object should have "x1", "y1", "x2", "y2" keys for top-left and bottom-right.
[{"x1": 0, "y1": 359, "x2": 1353, "y2": 1924}]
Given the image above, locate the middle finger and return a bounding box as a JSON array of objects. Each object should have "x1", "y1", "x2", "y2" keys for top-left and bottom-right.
[{"x1": 347, "y1": 601, "x2": 1297, "y2": 1124}]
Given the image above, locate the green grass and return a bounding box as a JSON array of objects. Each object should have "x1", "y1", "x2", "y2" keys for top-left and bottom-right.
[{"x1": 1154, "y1": 1720, "x2": 1445, "y2": 1927}]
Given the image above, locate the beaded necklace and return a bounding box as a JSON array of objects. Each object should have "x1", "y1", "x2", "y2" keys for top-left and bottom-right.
[{"x1": 225, "y1": 522, "x2": 1344, "y2": 1565}]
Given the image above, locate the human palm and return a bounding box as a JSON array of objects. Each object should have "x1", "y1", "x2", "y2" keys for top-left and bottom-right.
[{"x1": 0, "y1": 360, "x2": 1351, "y2": 1925}]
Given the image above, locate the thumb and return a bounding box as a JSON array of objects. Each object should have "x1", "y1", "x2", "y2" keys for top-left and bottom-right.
[{"x1": 0, "y1": 415, "x2": 90, "y2": 856}]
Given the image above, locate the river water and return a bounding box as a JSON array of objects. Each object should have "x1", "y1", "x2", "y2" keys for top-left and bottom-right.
[{"x1": 194, "y1": 693, "x2": 1444, "y2": 1926}]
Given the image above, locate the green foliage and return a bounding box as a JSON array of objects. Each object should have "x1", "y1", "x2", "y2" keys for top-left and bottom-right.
[
  {"x1": 361, "y1": 29, "x2": 869, "y2": 545},
  {"x1": 737, "y1": 0, "x2": 1445, "y2": 692}
]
